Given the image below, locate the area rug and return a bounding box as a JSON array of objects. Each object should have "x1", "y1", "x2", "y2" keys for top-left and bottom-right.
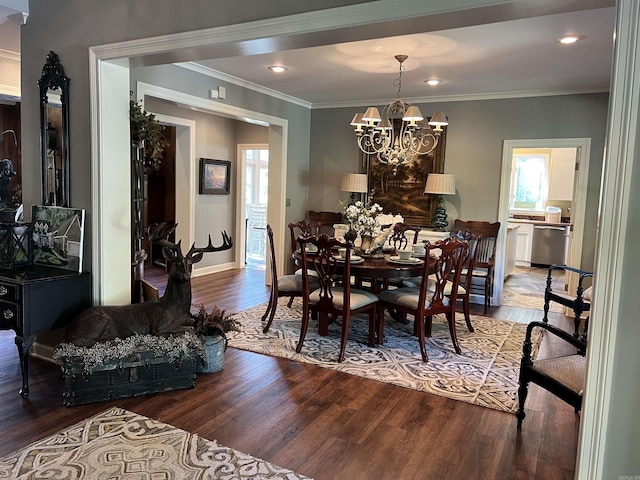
[
  {"x1": 228, "y1": 299, "x2": 543, "y2": 414},
  {"x1": 0, "y1": 407, "x2": 311, "y2": 479}
]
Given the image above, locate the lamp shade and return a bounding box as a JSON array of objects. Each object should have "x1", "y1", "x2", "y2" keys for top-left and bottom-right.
[
  {"x1": 428, "y1": 111, "x2": 448, "y2": 132},
  {"x1": 424, "y1": 173, "x2": 456, "y2": 195},
  {"x1": 341, "y1": 173, "x2": 368, "y2": 193}
]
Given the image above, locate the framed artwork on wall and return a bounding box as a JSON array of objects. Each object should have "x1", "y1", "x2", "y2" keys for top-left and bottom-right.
[
  {"x1": 31, "y1": 205, "x2": 85, "y2": 272},
  {"x1": 365, "y1": 126, "x2": 447, "y2": 227},
  {"x1": 199, "y1": 158, "x2": 231, "y2": 195}
]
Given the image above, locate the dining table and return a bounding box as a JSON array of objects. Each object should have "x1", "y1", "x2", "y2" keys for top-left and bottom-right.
[
  {"x1": 294, "y1": 248, "x2": 435, "y2": 340},
  {"x1": 294, "y1": 249, "x2": 433, "y2": 295}
]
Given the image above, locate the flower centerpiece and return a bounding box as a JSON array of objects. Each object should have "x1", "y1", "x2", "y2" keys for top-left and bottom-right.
[
  {"x1": 190, "y1": 304, "x2": 241, "y2": 373},
  {"x1": 342, "y1": 196, "x2": 384, "y2": 252}
]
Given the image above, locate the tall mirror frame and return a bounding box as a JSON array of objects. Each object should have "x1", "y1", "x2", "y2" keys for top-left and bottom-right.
[{"x1": 38, "y1": 51, "x2": 70, "y2": 207}]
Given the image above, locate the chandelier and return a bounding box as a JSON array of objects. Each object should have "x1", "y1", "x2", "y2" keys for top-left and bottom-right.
[{"x1": 350, "y1": 55, "x2": 448, "y2": 174}]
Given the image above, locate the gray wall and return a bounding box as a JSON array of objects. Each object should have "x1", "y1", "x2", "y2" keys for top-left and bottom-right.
[
  {"x1": 143, "y1": 96, "x2": 271, "y2": 269},
  {"x1": 311, "y1": 93, "x2": 608, "y2": 271}
]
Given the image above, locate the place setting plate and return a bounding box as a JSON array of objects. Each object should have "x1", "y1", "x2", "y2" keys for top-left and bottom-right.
[
  {"x1": 388, "y1": 255, "x2": 424, "y2": 265},
  {"x1": 334, "y1": 255, "x2": 365, "y2": 264}
]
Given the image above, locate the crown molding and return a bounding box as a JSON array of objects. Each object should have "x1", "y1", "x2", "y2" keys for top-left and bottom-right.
[
  {"x1": 173, "y1": 62, "x2": 312, "y2": 109},
  {"x1": 174, "y1": 60, "x2": 609, "y2": 110}
]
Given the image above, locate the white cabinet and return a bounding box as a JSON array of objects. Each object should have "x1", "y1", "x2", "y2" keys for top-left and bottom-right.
[
  {"x1": 548, "y1": 148, "x2": 576, "y2": 201},
  {"x1": 505, "y1": 225, "x2": 518, "y2": 277},
  {"x1": 509, "y1": 222, "x2": 534, "y2": 266}
]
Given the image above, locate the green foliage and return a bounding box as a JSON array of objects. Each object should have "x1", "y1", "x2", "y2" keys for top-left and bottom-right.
[
  {"x1": 191, "y1": 304, "x2": 241, "y2": 338},
  {"x1": 129, "y1": 92, "x2": 169, "y2": 156}
]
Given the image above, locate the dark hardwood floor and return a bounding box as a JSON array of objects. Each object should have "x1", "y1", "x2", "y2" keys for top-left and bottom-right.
[{"x1": 0, "y1": 265, "x2": 581, "y2": 479}]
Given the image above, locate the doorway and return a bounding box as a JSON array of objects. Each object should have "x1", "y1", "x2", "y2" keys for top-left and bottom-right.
[
  {"x1": 496, "y1": 138, "x2": 590, "y2": 308},
  {"x1": 144, "y1": 125, "x2": 176, "y2": 269},
  {"x1": 239, "y1": 145, "x2": 269, "y2": 270}
]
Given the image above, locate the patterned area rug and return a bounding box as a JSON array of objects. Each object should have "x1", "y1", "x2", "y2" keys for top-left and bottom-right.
[
  {"x1": 0, "y1": 407, "x2": 311, "y2": 479},
  {"x1": 228, "y1": 299, "x2": 542, "y2": 414}
]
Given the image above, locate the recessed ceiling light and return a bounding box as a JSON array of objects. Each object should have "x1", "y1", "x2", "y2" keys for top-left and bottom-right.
[
  {"x1": 425, "y1": 79, "x2": 442, "y2": 86},
  {"x1": 268, "y1": 65, "x2": 287, "y2": 73},
  {"x1": 559, "y1": 35, "x2": 581, "y2": 44}
]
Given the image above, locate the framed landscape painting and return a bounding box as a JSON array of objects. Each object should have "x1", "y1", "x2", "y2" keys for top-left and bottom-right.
[
  {"x1": 366, "y1": 127, "x2": 447, "y2": 227},
  {"x1": 31, "y1": 205, "x2": 85, "y2": 272},
  {"x1": 199, "y1": 158, "x2": 231, "y2": 195}
]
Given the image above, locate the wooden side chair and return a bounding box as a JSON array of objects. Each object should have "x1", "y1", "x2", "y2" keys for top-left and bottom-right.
[
  {"x1": 453, "y1": 219, "x2": 501, "y2": 313},
  {"x1": 516, "y1": 321, "x2": 587, "y2": 428},
  {"x1": 383, "y1": 222, "x2": 422, "y2": 290},
  {"x1": 262, "y1": 225, "x2": 318, "y2": 334},
  {"x1": 377, "y1": 237, "x2": 468, "y2": 362},
  {"x1": 388, "y1": 223, "x2": 421, "y2": 251},
  {"x1": 297, "y1": 234, "x2": 378, "y2": 362},
  {"x1": 288, "y1": 219, "x2": 321, "y2": 272},
  {"x1": 542, "y1": 264, "x2": 593, "y2": 338},
  {"x1": 307, "y1": 210, "x2": 343, "y2": 236},
  {"x1": 450, "y1": 229, "x2": 482, "y2": 332}
]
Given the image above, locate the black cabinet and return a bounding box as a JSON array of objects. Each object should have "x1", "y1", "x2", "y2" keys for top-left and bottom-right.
[{"x1": 0, "y1": 265, "x2": 92, "y2": 397}]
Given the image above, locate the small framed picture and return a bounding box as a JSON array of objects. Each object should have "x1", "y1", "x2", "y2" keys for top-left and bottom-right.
[{"x1": 199, "y1": 158, "x2": 231, "y2": 195}]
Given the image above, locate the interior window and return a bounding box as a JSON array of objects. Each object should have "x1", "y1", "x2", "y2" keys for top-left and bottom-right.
[{"x1": 510, "y1": 154, "x2": 549, "y2": 212}]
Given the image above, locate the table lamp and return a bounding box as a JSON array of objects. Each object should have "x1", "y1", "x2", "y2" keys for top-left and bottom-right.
[
  {"x1": 340, "y1": 173, "x2": 368, "y2": 204},
  {"x1": 424, "y1": 173, "x2": 456, "y2": 231}
]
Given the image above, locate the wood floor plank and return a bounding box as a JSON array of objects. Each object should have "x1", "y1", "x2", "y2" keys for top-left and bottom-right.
[{"x1": 0, "y1": 266, "x2": 580, "y2": 479}]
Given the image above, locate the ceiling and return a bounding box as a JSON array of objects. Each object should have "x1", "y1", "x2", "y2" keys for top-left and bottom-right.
[
  {"x1": 0, "y1": 4, "x2": 616, "y2": 108},
  {"x1": 189, "y1": 7, "x2": 616, "y2": 108}
]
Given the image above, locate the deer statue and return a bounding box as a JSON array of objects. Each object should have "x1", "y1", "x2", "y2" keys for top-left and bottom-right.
[{"x1": 64, "y1": 231, "x2": 233, "y2": 347}]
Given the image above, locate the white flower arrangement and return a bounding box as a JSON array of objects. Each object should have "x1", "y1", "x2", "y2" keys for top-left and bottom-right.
[
  {"x1": 343, "y1": 199, "x2": 384, "y2": 236},
  {"x1": 54, "y1": 332, "x2": 205, "y2": 375}
]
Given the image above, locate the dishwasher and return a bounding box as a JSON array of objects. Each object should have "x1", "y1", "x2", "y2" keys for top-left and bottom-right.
[{"x1": 531, "y1": 225, "x2": 569, "y2": 267}]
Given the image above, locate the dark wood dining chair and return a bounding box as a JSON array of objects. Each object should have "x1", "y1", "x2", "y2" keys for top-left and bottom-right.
[
  {"x1": 297, "y1": 234, "x2": 378, "y2": 362},
  {"x1": 516, "y1": 321, "x2": 587, "y2": 428},
  {"x1": 262, "y1": 224, "x2": 318, "y2": 334},
  {"x1": 379, "y1": 223, "x2": 422, "y2": 290},
  {"x1": 542, "y1": 264, "x2": 593, "y2": 338},
  {"x1": 449, "y1": 229, "x2": 482, "y2": 332},
  {"x1": 377, "y1": 237, "x2": 468, "y2": 362},
  {"x1": 288, "y1": 219, "x2": 321, "y2": 272},
  {"x1": 307, "y1": 210, "x2": 343, "y2": 236},
  {"x1": 388, "y1": 223, "x2": 421, "y2": 251},
  {"x1": 453, "y1": 219, "x2": 501, "y2": 313}
]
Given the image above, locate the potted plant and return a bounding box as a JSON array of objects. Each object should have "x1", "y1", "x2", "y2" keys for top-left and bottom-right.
[
  {"x1": 191, "y1": 303, "x2": 241, "y2": 373},
  {"x1": 129, "y1": 93, "x2": 169, "y2": 158}
]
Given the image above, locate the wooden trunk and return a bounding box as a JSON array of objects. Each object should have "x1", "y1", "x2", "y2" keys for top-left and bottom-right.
[{"x1": 61, "y1": 350, "x2": 197, "y2": 407}]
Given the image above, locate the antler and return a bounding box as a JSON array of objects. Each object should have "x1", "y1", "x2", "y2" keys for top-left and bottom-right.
[
  {"x1": 186, "y1": 230, "x2": 233, "y2": 263},
  {"x1": 148, "y1": 222, "x2": 178, "y2": 242}
]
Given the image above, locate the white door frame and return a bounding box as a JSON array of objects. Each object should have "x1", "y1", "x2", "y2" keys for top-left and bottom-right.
[
  {"x1": 495, "y1": 138, "x2": 590, "y2": 305},
  {"x1": 89, "y1": 65, "x2": 287, "y2": 303},
  {"x1": 237, "y1": 143, "x2": 269, "y2": 270}
]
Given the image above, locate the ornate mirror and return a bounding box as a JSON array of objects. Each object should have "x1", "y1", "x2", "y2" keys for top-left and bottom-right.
[{"x1": 38, "y1": 51, "x2": 70, "y2": 206}]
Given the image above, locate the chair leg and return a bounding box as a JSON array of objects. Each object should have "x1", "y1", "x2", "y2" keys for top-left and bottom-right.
[
  {"x1": 446, "y1": 311, "x2": 462, "y2": 355},
  {"x1": 416, "y1": 314, "x2": 429, "y2": 362},
  {"x1": 484, "y1": 278, "x2": 490, "y2": 314},
  {"x1": 261, "y1": 290, "x2": 275, "y2": 322},
  {"x1": 462, "y1": 295, "x2": 474, "y2": 332},
  {"x1": 338, "y1": 313, "x2": 351, "y2": 363},
  {"x1": 262, "y1": 294, "x2": 278, "y2": 334},
  {"x1": 296, "y1": 304, "x2": 311, "y2": 354},
  {"x1": 287, "y1": 296, "x2": 294, "y2": 308},
  {"x1": 425, "y1": 315, "x2": 433, "y2": 337},
  {"x1": 367, "y1": 308, "x2": 376, "y2": 347},
  {"x1": 376, "y1": 304, "x2": 386, "y2": 344},
  {"x1": 516, "y1": 376, "x2": 530, "y2": 429}
]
